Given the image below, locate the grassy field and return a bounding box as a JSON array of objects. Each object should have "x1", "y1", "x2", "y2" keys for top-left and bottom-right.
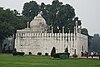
[{"x1": 0, "y1": 54, "x2": 100, "y2": 67}]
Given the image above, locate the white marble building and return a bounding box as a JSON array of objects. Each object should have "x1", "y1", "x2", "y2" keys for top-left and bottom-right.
[{"x1": 15, "y1": 13, "x2": 88, "y2": 57}]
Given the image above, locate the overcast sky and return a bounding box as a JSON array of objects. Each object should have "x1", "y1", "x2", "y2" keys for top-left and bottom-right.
[{"x1": 0, "y1": 0, "x2": 100, "y2": 36}]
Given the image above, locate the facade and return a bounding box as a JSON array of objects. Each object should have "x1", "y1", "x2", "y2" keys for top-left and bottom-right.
[{"x1": 15, "y1": 13, "x2": 88, "y2": 57}]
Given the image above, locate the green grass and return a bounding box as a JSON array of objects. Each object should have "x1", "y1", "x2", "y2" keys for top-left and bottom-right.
[{"x1": 0, "y1": 54, "x2": 100, "y2": 67}]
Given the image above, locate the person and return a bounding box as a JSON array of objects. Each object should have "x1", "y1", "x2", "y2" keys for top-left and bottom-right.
[
  {"x1": 91, "y1": 52, "x2": 94, "y2": 58},
  {"x1": 85, "y1": 52, "x2": 89, "y2": 58},
  {"x1": 98, "y1": 52, "x2": 100, "y2": 60},
  {"x1": 81, "y1": 52, "x2": 84, "y2": 57}
]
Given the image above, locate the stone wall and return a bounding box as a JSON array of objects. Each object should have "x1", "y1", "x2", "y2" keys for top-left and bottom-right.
[{"x1": 15, "y1": 31, "x2": 88, "y2": 57}]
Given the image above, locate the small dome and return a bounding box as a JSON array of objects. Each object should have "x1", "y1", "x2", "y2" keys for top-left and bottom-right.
[{"x1": 30, "y1": 13, "x2": 47, "y2": 32}]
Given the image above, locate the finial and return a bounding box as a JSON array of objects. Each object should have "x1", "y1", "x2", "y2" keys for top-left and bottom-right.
[
  {"x1": 38, "y1": 11, "x2": 43, "y2": 16},
  {"x1": 40, "y1": 11, "x2": 43, "y2": 15},
  {"x1": 62, "y1": 26, "x2": 64, "y2": 29},
  {"x1": 37, "y1": 11, "x2": 43, "y2": 17}
]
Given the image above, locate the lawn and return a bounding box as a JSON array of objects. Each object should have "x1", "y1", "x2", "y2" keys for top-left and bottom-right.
[{"x1": 0, "y1": 54, "x2": 100, "y2": 67}]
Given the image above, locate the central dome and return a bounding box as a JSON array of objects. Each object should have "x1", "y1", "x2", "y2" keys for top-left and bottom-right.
[{"x1": 30, "y1": 13, "x2": 47, "y2": 32}]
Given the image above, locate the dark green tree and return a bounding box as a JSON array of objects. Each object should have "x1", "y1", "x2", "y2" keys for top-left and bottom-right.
[
  {"x1": 89, "y1": 34, "x2": 100, "y2": 52},
  {"x1": 22, "y1": 0, "x2": 88, "y2": 34},
  {"x1": 0, "y1": 8, "x2": 26, "y2": 52},
  {"x1": 22, "y1": 1, "x2": 39, "y2": 22}
]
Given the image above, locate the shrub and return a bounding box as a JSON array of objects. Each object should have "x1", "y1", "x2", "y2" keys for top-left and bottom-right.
[
  {"x1": 37, "y1": 52, "x2": 42, "y2": 55},
  {"x1": 72, "y1": 54, "x2": 78, "y2": 58},
  {"x1": 29, "y1": 52, "x2": 32, "y2": 55},
  {"x1": 45, "y1": 53, "x2": 49, "y2": 56},
  {"x1": 12, "y1": 52, "x2": 24, "y2": 56},
  {"x1": 53, "y1": 53, "x2": 60, "y2": 58},
  {"x1": 12, "y1": 48, "x2": 16, "y2": 53},
  {"x1": 53, "y1": 53, "x2": 69, "y2": 59}
]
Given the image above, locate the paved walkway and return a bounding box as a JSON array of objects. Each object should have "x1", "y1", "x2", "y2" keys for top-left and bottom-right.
[{"x1": 81, "y1": 56, "x2": 99, "y2": 59}]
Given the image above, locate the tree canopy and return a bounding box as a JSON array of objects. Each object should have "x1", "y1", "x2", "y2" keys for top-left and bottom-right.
[
  {"x1": 0, "y1": 7, "x2": 26, "y2": 52},
  {"x1": 89, "y1": 34, "x2": 100, "y2": 52},
  {"x1": 0, "y1": 8, "x2": 26, "y2": 39},
  {"x1": 22, "y1": 0, "x2": 84, "y2": 33}
]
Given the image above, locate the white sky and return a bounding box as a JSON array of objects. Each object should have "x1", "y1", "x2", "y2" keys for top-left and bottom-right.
[{"x1": 0, "y1": 0, "x2": 100, "y2": 36}]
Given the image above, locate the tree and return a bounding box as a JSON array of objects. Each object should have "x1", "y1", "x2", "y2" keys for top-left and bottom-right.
[
  {"x1": 22, "y1": 1, "x2": 39, "y2": 22},
  {"x1": 22, "y1": 0, "x2": 80, "y2": 33},
  {"x1": 0, "y1": 8, "x2": 26, "y2": 52},
  {"x1": 89, "y1": 34, "x2": 100, "y2": 52},
  {"x1": 51, "y1": 47, "x2": 56, "y2": 57}
]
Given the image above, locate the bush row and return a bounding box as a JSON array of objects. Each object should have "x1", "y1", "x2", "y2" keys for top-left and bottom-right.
[
  {"x1": 37, "y1": 52, "x2": 49, "y2": 56},
  {"x1": 53, "y1": 53, "x2": 70, "y2": 59},
  {"x1": 12, "y1": 51, "x2": 49, "y2": 56},
  {"x1": 29, "y1": 52, "x2": 49, "y2": 56},
  {"x1": 12, "y1": 52, "x2": 24, "y2": 56}
]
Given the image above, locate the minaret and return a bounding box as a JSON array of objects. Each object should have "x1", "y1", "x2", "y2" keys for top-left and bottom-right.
[
  {"x1": 69, "y1": 29, "x2": 71, "y2": 41},
  {"x1": 75, "y1": 21, "x2": 78, "y2": 33},
  {"x1": 62, "y1": 26, "x2": 64, "y2": 33},
  {"x1": 27, "y1": 22, "x2": 29, "y2": 28},
  {"x1": 74, "y1": 26, "x2": 76, "y2": 34},
  {"x1": 51, "y1": 26, "x2": 53, "y2": 33}
]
